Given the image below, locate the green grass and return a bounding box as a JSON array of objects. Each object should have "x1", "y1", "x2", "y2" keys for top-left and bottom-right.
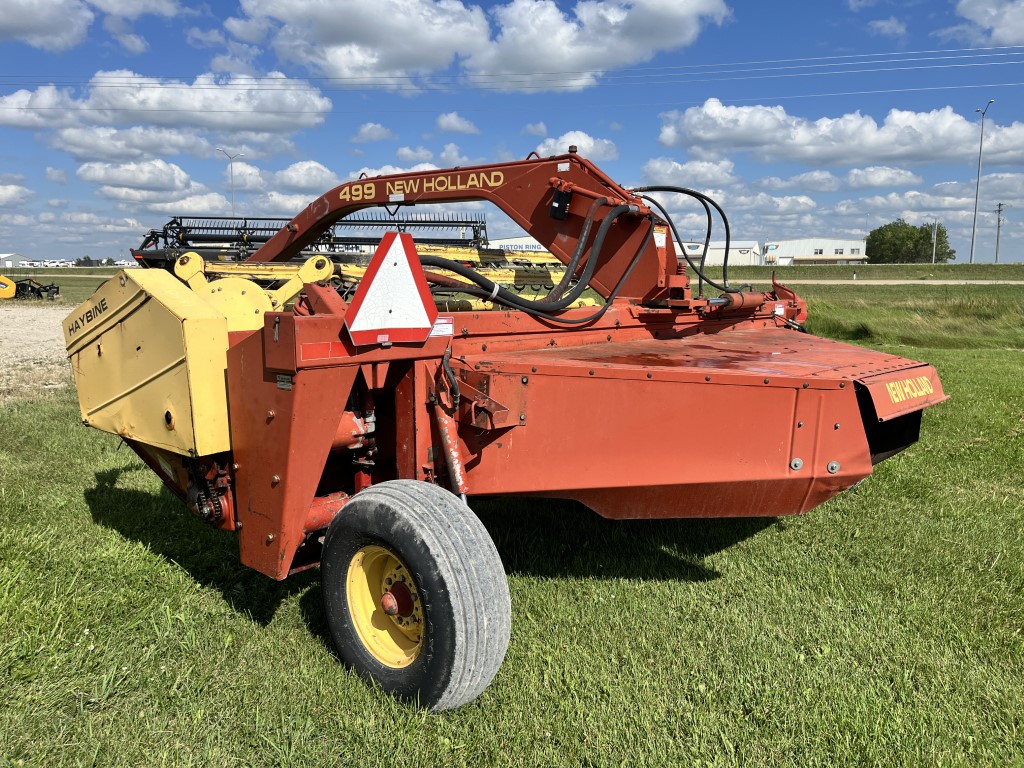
[
  {"x1": 798, "y1": 284, "x2": 1024, "y2": 350},
  {"x1": 2, "y1": 297, "x2": 1023, "y2": 765},
  {"x1": 700, "y1": 262, "x2": 1024, "y2": 282}
]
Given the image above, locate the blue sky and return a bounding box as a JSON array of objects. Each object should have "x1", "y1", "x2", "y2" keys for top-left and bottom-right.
[{"x1": 2, "y1": 0, "x2": 1024, "y2": 262}]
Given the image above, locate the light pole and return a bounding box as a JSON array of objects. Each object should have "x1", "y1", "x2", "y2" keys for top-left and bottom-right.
[
  {"x1": 929, "y1": 217, "x2": 939, "y2": 264},
  {"x1": 216, "y1": 147, "x2": 244, "y2": 217},
  {"x1": 969, "y1": 99, "x2": 994, "y2": 265}
]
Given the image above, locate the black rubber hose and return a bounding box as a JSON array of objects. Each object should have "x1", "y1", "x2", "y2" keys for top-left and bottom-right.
[
  {"x1": 526, "y1": 216, "x2": 656, "y2": 326},
  {"x1": 419, "y1": 204, "x2": 633, "y2": 314},
  {"x1": 634, "y1": 190, "x2": 735, "y2": 295},
  {"x1": 428, "y1": 217, "x2": 655, "y2": 328},
  {"x1": 545, "y1": 196, "x2": 607, "y2": 302}
]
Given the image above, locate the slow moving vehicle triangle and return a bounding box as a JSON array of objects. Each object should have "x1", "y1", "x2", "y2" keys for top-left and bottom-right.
[{"x1": 345, "y1": 232, "x2": 438, "y2": 346}]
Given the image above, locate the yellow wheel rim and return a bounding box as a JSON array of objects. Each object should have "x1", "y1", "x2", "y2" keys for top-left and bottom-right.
[{"x1": 346, "y1": 545, "x2": 424, "y2": 668}]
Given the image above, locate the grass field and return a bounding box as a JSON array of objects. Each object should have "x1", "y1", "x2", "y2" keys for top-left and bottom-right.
[{"x1": 1, "y1": 284, "x2": 1022, "y2": 766}]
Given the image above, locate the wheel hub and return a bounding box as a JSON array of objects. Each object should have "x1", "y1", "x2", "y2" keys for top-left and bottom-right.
[{"x1": 346, "y1": 544, "x2": 424, "y2": 667}]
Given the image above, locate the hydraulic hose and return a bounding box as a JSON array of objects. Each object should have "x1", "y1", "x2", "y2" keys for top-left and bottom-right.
[
  {"x1": 545, "y1": 196, "x2": 608, "y2": 302},
  {"x1": 430, "y1": 217, "x2": 655, "y2": 327},
  {"x1": 633, "y1": 186, "x2": 736, "y2": 295},
  {"x1": 419, "y1": 203, "x2": 634, "y2": 314}
]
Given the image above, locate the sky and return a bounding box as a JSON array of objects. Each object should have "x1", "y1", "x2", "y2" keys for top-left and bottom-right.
[{"x1": 2, "y1": 0, "x2": 1024, "y2": 263}]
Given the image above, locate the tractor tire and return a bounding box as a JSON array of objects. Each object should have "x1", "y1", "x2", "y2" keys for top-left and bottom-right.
[{"x1": 321, "y1": 480, "x2": 511, "y2": 710}]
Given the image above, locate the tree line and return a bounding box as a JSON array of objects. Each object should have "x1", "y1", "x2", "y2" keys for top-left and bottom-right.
[{"x1": 866, "y1": 219, "x2": 955, "y2": 263}]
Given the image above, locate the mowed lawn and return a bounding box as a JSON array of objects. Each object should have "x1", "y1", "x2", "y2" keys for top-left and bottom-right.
[{"x1": 1, "y1": 286, "x2": 1022, "y2": 766}]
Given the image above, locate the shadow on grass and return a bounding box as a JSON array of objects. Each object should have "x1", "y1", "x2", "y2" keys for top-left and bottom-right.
[
  {"x1": 85, "y1": 465, "x2": 773, "y2": 648},
  {"x1": 471, "y1": 496, "x2": 773, "y2": 583},
  {"x1": 85, "y1": 466, "x2": 316, "y2": 626}
]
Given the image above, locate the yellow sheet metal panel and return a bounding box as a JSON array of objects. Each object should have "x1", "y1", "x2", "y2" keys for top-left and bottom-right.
[{"x1": 64, "y1": 270, "x2": 231, "y2": 457}]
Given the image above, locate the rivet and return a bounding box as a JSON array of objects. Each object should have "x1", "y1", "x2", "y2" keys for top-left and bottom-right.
[
  {"x1": 522, "y1": 376, "x2": 529, "y2": 384},
  {"x1": 266, "y1": 410, "x2": 275, "y2": 421},
  {"x1": 607, "y1": 335, "x2": 612, "y2": 341},
  {"x1": 827, "y1": 461, "x2": 841, "y2": 474},
  {"x1": 802, "y1": 383, "x2": 809, "y2": 389},
  {"x1": 271, "y1": 474, "x2": 280, "y2": 486},
  {"x1": 519, "y1": 413, "x2": 526, "y2": 421},
  {"x1": 266, "y1": 534, "x2": 275, "y2": 543},
  {"x1": 790, "y1": 458, "x2": 804, "y2": 471},
  {"x1": 834, "y1": 423, "x2": 841, "y2": 430},
  {"x1": 531, "y1": 367, "x2": 538, "y2": 373},
  {"x1": 231, "y1": 463, "x2": 239, "y2": 471},
  {"x1": 647, "y1": 373, "x2": 653, "y2": 379},
  {"x1": 705, "y1": 375, "x2": 711, "y2": 382},
  {"x1": 797, "y1": 421, "x2": 804, "y2": 428},
  {"x1": 589, "y1": 370, "x2": 595, "y2": 376},
  {"x1": 475, "y1": 363, "x2": 481, "y2": 369},
  {"x1": 482, "y1": 343, "x2": 488, "y2": 351},
  {"x1": 840, "y1": 382, "x2": 847, "y2": 388}
]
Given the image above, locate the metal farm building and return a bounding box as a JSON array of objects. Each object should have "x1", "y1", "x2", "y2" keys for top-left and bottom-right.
[{"x1": 763, "y1": 238, "x2": 867, "y2": 266}]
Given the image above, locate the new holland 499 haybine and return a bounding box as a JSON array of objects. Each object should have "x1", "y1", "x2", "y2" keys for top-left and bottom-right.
[{"x1": 64, "y1": 150, "x2": 946, "y2": 709}]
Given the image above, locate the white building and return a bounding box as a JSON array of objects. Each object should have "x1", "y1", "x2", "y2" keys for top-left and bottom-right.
[
  {"x1": 763, "y1": 238, "x2": 867, "y2": 266},
  {"x1": 1, "y1": 252, "x2": 25, "y2": 268},
  {"x1": 490, "y1": 236, "x2": 764, "y2": 267},
  {"x1": 676, "y1": 241, "x2": 762, "y2": 267}
]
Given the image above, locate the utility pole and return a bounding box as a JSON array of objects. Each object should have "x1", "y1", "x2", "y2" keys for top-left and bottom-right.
[
  {"x1": 969, "y1": 99, "x2": 995, "y2": 265},
  {"x1": 931, "y1": 218, "x2": 938, "y2": 264},
  {"x1": 994, "y1": 202, "x2": 1006, "y2": 264},
  {"x1": 216, "y1": 147, "x2": 245, "y2": 217}
]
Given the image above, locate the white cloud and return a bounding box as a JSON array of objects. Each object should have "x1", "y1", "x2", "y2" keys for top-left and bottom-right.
[
  {"x1": 523, "y1": 121, "x2": 547, "y2": 136},
  {"x1": 397, "y1": 146, "x2": 434, "y2": 162},
  {"x1": 659, "y1": 98, "x2": 1024, "y2": 166},
  {"x1": 643, "y1": 157, "x2": 738, "y2": 188},
  {"x1": 0, "y1": 72, "x2": 329, "y2": 135},
  {"x1": 760, "y1": 170, "x2": 841, "y2": 192},
  {"x1": 437, "y1": 112, "x2": 479, "y2": 134},
  {"x1": 465, "y1": 0, "x2": 730, "y2": 90},
  {"x1": 187, "y1": 28, "x2": 225, "y2": 47},
  {"x1": 846, "y1": 166, "x2": 922, "y2": 189},
  {"x1": 0, "y1": 0, "x2": 94, "y2": 51},
  {"x1": 46, "y1": 167, "x2": 68, "y2": 184},
  {"x1": 236, "y1": 0, "x2": 488, "y2": 87},
  {"x1": 536, "y1": 131, "x2": 618, "y2": 161},
  {"x1": 228, "y1": 162, "x2": 266, "y2": 192},
  {"x1": 0, "y1": 86, "x2": 76, "y2": 129},
  {"x1": 143, "y1": 192, "x2": 231, "y2": 216},
  {"x1": 726, "y1": 192, "x2": 817, "y2": 215},
  {"x1": 351, "y1": 122, "x2": 397, "y2": 143},
  {"x1": 439, "y1": 143, "x2": 470, "y2": 166},
  {"x1": 273, "y1": 160, "x2": 341, "y2": 192},
  {"x1": 847, "y1": 0, "x2": 879, "y2": 8},
  {"x1": 76, "y1": 159, "x2": 192, "y2": 192},
  {"x1": 942, "y1": 0, "x2": 1024, "y2": 44},
  {"x1": 88, "y1": 0, "x2": 180, "y2": 20},
  {"x1": 224, "y1": 14, "x2": 273, "y2": 44},
  {"x1": 249, "y1": 191, "x2": 315, "y2": 216},
  {"x1": 103, "y1": 15, "x2": 148, "y2": 53},
  {"x1": 348, "y1": 162, "x2": 439, "y2": 180},
  {"x1": 867, "y1": 16, "x2": 907, "y2": 37},
  {"x1": 80, "y1": 70, "x2": 331, "y2": 132},
  {"x1": 227, "y1": 0, "x2": 728, "y2": 93},
  {"x1": 0, "y1": 185, "x2": 33, "y2": 207},
  {"x1": 54, "y1": 126, "x2": 212, "y2": 162}
]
